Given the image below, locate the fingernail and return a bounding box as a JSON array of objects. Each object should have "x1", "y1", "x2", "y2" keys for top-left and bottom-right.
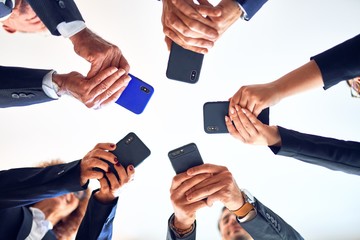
[
  {"x1": 116, "y1": 162, "x2": 121, "y2": 167},
  {"x1": 110, "y1": 144, "x2": 115, "y2": 148},
  {"x1": 114, "y1": 157, "x2": 118, "y2": 163},
  {"x1": 235, "y1": 105, "x2": 239, "y2": 112},
  {"x1": 129, "y1": 165, "x2": 134, "y2": 171},
  {"x1": 225, "y1": 116, "x2": 229, "y2": 122},
  {"x1": 230, "y1": 107, "x2": 235, "y2": 114},
  {"x1": 241, "y1": 108, "x2": 247, "y2": 114}
]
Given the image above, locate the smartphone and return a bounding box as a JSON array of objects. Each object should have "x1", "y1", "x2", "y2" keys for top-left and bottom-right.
[
  {"x1": 115, "y1": 73, "x2": 154, "y2": 114},
  {"x1": 94, "y1": 132, "x2": 151, "y2": 179},
  {"x1": 168, "y1": 143, "x2": 204, "y2": 174},
  {"x1": 203, "y1": 101, "x2": 270, "y2": 134},
  {"x1": 166, "y1": 42, "x2": 204, "y2": 84}
]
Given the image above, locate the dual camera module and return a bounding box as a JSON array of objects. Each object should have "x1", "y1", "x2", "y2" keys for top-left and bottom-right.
[{"x1": 190, "y1": 70, "x2": 197, "y2": 81}]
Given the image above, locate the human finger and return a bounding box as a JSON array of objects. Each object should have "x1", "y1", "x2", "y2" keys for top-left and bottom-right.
[
  {"x1": 171, "y1": 0, "x2": 218, "y2": 39},
  {"x1": 105, "y1": 172, "x2": 120, "y2": 190},
  {"x1": 186, "y1": 181, "x2": 225, "y2": 202},
  {"x1": 225, "y1": 116, "x2": 245, "y2": 142},
  {"x1": 235, "y1": 105, "x2": 258, "y2": 136},
  {"x1": 196, "y1": 5, "x2": 222, "y2": 17},
  {"x1": 92, "y1": 143, "x2": 116, "y2": 151},
  {"x1": 187, "y1": 163, "x2": 226, "y2": 176},
  {"x1": 165, "y1": 28, "x2": 210, "y2": 54},
  {"x1": 228, "y1": 106, "x2": 250, "y2": 139},
  {"x1": 98, "y1": 85, "x2": 126, "y2": 108},
  {"x1": 113, "y1": 162, "x2": 128, "y2": 186},
  {"x1": 91, "y1": 71, "x2": 131, "y2": 107}
]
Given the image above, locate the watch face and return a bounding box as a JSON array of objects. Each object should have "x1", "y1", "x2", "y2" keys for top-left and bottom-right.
[{"x1": 242, "y1": 189, "x2": 255, "y2": 204}]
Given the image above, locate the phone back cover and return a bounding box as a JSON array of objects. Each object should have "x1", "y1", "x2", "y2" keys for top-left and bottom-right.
[
  {"x1": 203, "y1": 101, "x2": 270, "y2": 134},
  {"x1": 111, "y1": 132, "x2": 151, "y2": 168},
  {"x1": 168, "y1": 143, "x2": 204, "y2": 174},
  {"x1": 116, "y1": 74, "x2": 154, "y2": 114},
  {"x1": 166, "y1": 42, "x2": 204, "y2": 84}
]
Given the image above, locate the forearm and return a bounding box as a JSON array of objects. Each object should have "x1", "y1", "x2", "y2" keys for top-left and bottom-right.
[
  {"x1": 242, "y1": 198, "x2": 304, "y2": 240},
  {"x1": 76, "y1": 190, "x2": 118, "y2": 240},
  {"x1": 270, "y1": 126, "x2": 360, "y2": 176},
  {"x1": 311, "y1": 34, "x2": 360, "y2": 89},
  {"x1": 26, "y1": 0, "x2": 84, "y2": 36},
  {"x1": 270, "y1": 60, "x2": 323, "y2": 101},
  {"x1": 0, "y1": 160, "x2": 85, "y2": 209}
]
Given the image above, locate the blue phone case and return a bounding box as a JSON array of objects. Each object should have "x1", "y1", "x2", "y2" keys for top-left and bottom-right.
[{"x1": 115, "y1": 74, "x2": 154, "y2": 114}]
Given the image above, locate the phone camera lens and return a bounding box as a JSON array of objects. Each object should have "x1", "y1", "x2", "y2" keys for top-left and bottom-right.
[
  {"x1": 190, "y1": 70, "x2": 197, "y2": 81},
  {"x1": 141, "y1": 86, "x2": 150, "y2": 93}
]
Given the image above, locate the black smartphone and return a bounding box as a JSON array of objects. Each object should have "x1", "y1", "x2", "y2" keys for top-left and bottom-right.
[
  {"x1": 115, "y1": 74, "x2": 154, "y2": 114},
  {"x1": 168, "y1": 143, "x2": 204, "y2": 174},
  {"x1": 94, "y1": 132, "x2": 151, "y2": 179},
  {"x1": 166, "y1": 42, "x2": 204, "y2": 84},
  {"x1": 203, "y1": 101, "x2": 270, "y2": 134}
]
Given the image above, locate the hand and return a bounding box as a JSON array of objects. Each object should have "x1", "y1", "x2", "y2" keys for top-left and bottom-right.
[
  {"x1": 69, "y1": 28, "x2": 130, "y2": 79},
  {"x1": 185, "y1": 164, "x2": 244, "y2": 211},
  {"x1": 162, "y1": 0, "x2": 220, "y2": 54},
  {"x1": 95, "y1": 164, "x2": 135, "y2": 203},
  {"x1": 53, "y1": 67, "x2": 131, "y2": 109},
  {"x1": 1, "y1": 0, "x2": 46, "y2": 33},
  {"x1": 80, "y1": 143, "x2": 119, "y2": 186},
  {"x1": 170, "y1": 171, "x2": 212, "y2": 230},
  {"x1": 196, "y1": 0, "x2": 242, "y2": 40},
  {"x1": 230, "y1": 82, "x2": 280, "y2": 117},
  {"x1": 226, "y1": 105, "x2": 281, "y2": 146}
]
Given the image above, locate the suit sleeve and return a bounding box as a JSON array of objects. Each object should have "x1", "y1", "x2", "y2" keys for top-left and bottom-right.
[
  {"x1": 76, "y1": 190, "x2": 118, "y2": 240},
  {"x1": 0, "y1": 65, "x2": 55, "y2": 108},
  {"x1": 311, "y1": 34, "x2": 360, "y2": 90},
  {"x1": 269, "y1": 126, "x2": 360, "y2": 176},
  {"x1": 166, "y1": 214, "x2": 196, "y2": 240},
  {"x1": 0, "y1": 160, "x2": 86, "y2": 209},
  {"x1": 242, "y1": 198, "x2": 304, "y2": 240},
  {"x1": 236, "y1": 0, "x2": 268, "y2": 20},
  {"x1": 26, "y1": 0, "x2": 84, "y2": 36}
]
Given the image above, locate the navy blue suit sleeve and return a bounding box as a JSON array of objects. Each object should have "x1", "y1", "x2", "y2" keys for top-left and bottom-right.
[
  {"x1": 236, "y1": 0, "x2": 268, "y2": 20},
  {"x1": 0, "y1": 160, "x2": 86, "y2": 209},
  {"x1": 76, "y1": 190, "x2": 118, "y2": 240},
  {"x1": 0, "y1": 65, "x2": 55, "y2": 107},
  {"x1": 269, "y1": 126, "x2": 360, "y2": 176},
  {"x1": 311, "y1": 34, "x2": 360, "y2": 90},
  {"x1": 26, "y1": 0, "x2": 84, "y2": 36},
  {"x1": 166, "y1": 214, "x2": 196, "y2": 240},
  {"x1": 242, "y1": 198, "x2": 304, "y2": 240}
]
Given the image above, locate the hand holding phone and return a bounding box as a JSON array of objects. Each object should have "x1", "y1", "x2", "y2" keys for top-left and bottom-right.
[
  {"x1": 94, "y1": 132, "x2": 151, "y2": 179},
  {"x1": 168, "y1": 143, "x2": 204, "y2": 174},
  {"x1": 203, "y1": 101, "x2": 270, "y2": 134}
]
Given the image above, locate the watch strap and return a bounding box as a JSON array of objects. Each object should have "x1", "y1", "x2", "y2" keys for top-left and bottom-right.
[{"x1": 232, "y1": 202, "x2": 255, "y2": 218}]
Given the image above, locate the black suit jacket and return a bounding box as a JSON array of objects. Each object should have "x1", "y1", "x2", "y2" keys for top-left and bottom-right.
[
  {"x1": 26, "y1": 0, "x2": 84, "y2": 36},
  {"x1": 270, "y1": 126, "x2": 360, "y2": 176},
  {"x1": 0, "y1": 65, "x2": 55, "y2": 107},
  {"x1": 267, "y1": 35, "x2": 360, "y2": 176},
  {"x1": 166, "y1": 198, "x2": 303, "y2": 240},
  {"x1": 311, "y1": 34, "x2": 360, "y2": 89},
  {"x1": 0, "y1": 161, "x2": 118, "y2": 240}
]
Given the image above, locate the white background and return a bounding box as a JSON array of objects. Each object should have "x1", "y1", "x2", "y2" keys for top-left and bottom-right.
[{"x1": 1, "y1": 0, "x2": 360, "y2": 239}]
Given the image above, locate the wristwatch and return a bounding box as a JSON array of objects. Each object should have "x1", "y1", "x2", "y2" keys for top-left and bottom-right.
[{"x1": 232, "y1": 189, "x2": 257, "y2": 223}]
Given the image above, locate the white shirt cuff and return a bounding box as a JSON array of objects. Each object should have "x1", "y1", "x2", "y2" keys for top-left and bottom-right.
[
  {"x1": 0, "y1": 0, "x2": 15, "y2": 21},
  {"x1": 42, "y1": 70, "x2": 60, "y2": 99},
  {"x1": 236, "y1": 2, "x2": 248, "y2": 20},
  {"x1": 57, "y1": 20, "x2": 86, "y2": 38}
]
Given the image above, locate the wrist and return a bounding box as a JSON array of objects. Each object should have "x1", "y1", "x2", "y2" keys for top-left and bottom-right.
[
  {"x1": 173, "y1": 215, "x2": 194, "y2": 230},
  {"x1": 94, "y1": 191, "x2": 115, "y2": 204},
  {"x1": 52, "y1": 73, "x2": 66, "y2": 96},
  {"x1": 268, "y1": 126, "x2": 282, "y2": 146}
]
